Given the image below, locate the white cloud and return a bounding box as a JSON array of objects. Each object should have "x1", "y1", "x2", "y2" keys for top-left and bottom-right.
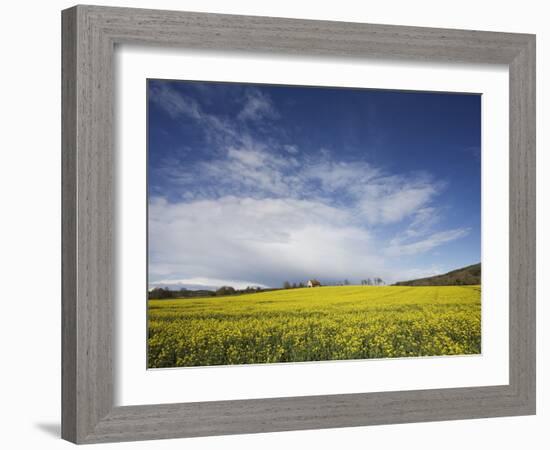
[
  {"x1": 404, "y1": 207, "x2": 440, "y2": 238},
  {"x1": 284, "y1": 144, "x2": 299, "y2": 154},
  {"x1": 302, "y1": 160, "x2": 379, "y2": 193},
  {"x1": 149, "y1": 82, "x2": 239, "y2": 145},
  {"x1": 202, "y1": 145, "x2": 297, "y2": 197},
  {"x1": 363, "y1": 183, "x2": 438, "y2": 224},
  {"x1": 149, "y1": 83, "x2": 202, "y2": 120},
  {"x1": 149, "y1": 196, "x2": 386, "y2": 287},
  {"x1": 238, "y1": 88, "x2": 279, "y2": 122},
  {"x1": 149, "y1": 192, "x2": 469, "y2": 288},
  {"x1": 386, "y1": 228, "x2": 470, "y2": 257},
  {"x1": 192, "y1": 145, "x2": 440, "y2": 225}
]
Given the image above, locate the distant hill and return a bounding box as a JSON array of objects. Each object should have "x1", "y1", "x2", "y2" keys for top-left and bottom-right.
[{"x1": 394, "y1": 263, "x2": 481, "y2": 286}]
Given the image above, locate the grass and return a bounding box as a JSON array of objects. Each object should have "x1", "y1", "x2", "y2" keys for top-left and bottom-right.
[{"x1": 147, "y1": 285, "x2": 481, "y2": 368}]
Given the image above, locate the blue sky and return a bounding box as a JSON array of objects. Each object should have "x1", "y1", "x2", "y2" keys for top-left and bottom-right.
[{"x1": 148, "y1": 79, "x2": 481, "y2": 289}]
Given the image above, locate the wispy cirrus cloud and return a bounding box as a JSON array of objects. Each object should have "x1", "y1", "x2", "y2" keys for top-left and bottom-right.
[
  {"x1": 177, "y1": 144, "x2": 443, "y2": 227},
  {"x1": 149, "y1": 82, "x2": 203, "y2": 120},
  {"x1": 386, "y1": 228, "x2": 470, "y2": 257},
  {"x1": 149, "y1": 81, "x2": 240, "y2": 145},
  {"x1": 238, "y1": 88, "x2": 279, "y2": 122}
]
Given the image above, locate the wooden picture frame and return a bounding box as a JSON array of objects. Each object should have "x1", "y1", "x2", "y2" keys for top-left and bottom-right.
[{"x1": 61, "y1": 5, "x2": 536, "y2": 444}]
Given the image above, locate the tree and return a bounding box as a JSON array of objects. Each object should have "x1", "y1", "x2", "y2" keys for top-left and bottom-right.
[
  {"x1": 283, "y1": 281, "x2": 291, "y2": 289},
  {"x1": 216, "y1": 286, "x2": 235, "y2": 296},
  {"x1": 343, "y1": 279, "x2": 350, "y2": 285}
]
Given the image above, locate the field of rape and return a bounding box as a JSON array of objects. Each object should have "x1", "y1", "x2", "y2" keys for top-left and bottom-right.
[{"x1": 147, "y1": 285, "x2": 481, "y2": 368}]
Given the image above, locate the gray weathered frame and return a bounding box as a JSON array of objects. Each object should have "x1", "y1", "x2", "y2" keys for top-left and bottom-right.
[{"x1": 62, "y1": 4, "x2": 536, "y2": 444}]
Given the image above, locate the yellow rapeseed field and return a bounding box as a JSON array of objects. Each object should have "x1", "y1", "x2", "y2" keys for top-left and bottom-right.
[{"x1": 147, "y1": 285, "x2": 481, "y2": 368}]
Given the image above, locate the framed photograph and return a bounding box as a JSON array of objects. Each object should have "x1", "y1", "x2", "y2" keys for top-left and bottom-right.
[{"x1": 62, "y1": 5, "x2": 536, "y2": 444}]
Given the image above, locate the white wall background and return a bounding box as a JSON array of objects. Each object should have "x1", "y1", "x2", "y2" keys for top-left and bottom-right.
[{"x1": 0, "y1": 1, "x2": 546, "y2": 448}]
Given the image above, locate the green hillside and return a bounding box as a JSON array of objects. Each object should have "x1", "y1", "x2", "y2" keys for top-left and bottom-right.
[{"x1": 394, "y1": 263, "x2": 481, "y2": 286}]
